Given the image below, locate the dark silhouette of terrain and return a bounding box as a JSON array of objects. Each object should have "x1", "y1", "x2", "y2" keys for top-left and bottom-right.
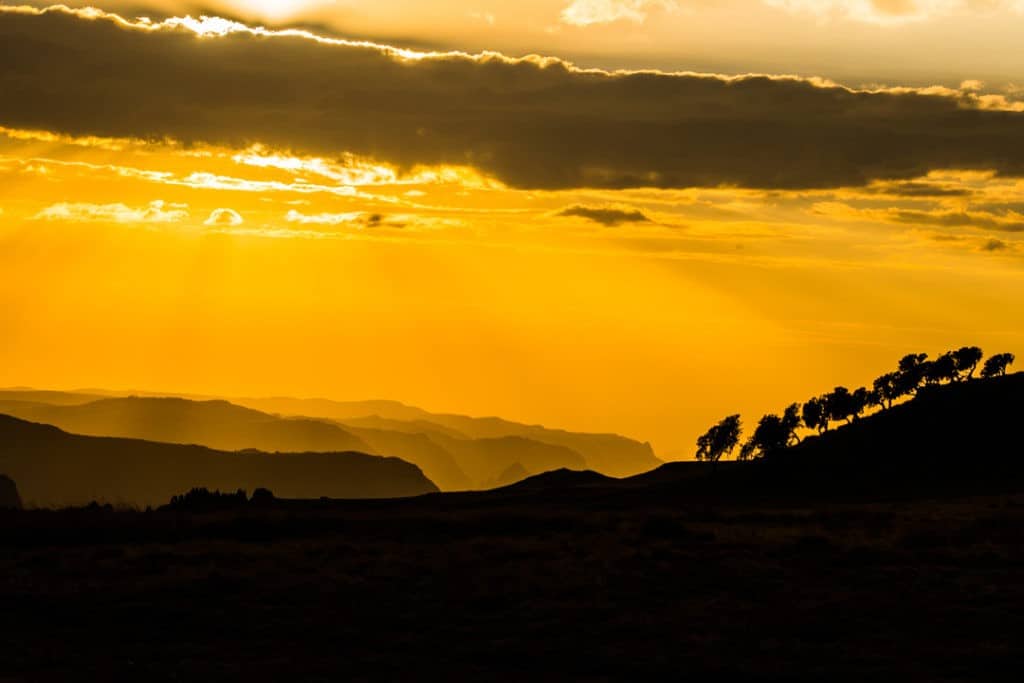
[
  {"x1": 0, "y1": 392, "x2": 653, "y2": 489},
  {"x1": 576, "y1": 372, "x2": 1024, "y2": 501},
  {"x1": 0, "y1": 474, "x2": 20, "y2": 509},
  {"x1": 2, "y1": 372, "x2": 1024, "y2": 680},
  {"x1": 751, "y1": 373, "x2": 1024, "y2": 495},
  {"x1": 0, "y1": 415, "x2": 438, "y2": 507}
]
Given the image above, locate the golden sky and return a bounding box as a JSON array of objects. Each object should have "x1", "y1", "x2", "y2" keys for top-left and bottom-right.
[{"x1": 1, "y1": 3, "x2": 1023, "y2": 456}]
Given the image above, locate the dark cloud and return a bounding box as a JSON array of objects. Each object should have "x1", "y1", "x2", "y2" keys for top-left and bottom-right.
[
  {"x1": 866, "y1": 182, "x2": 973, "y2": 198},
  {"x1": 556, "y1": 205, "x2": 651, "y2": 226},
  {"x1": 982, "y1": 238, "x2": 1009, "y2": 251},
  {"x1": 5, "y1": 7, "x2": 1024, "y2": 191},
  {"x1": 889, "y1": 209, "x2": 1024, "y2": 232}
]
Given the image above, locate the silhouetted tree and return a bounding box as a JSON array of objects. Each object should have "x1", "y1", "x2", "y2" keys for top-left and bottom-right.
[
  {"x1": 872, "y1": 372, "x2": 901, "y2": 410},
  {"x1": 825, "y1": 386, "x2": 856, "y2": 424},
  {"x1": 953, "y1": 346, "x2": 984, "y2": 380},
  {"x1": 696, "y1": 414, "x2": 742, "y2": 464},
  {"x1": 895, "y1": 353, "x2": 929, "y2": 397},
  {"x1": 740, "y1": 403, "x2": 803, "y2": 460},
  {"x1": 802, "y1": 397, "x2": 828, "y2": 434},
  {"x1": 981, "y1": 352, "x2": 1016, "y2": 378},
  {"x1": 925, "y1": 352, "x2": 958, "y2": 385},
  {"x1": 781, "y1": 403, "x2": 802, "y2": 444},
  {"x1": 851, "y1": 387, "x2": 871, "y2": 421}
]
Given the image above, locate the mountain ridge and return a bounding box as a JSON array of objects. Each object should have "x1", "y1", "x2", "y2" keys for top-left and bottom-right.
[
  {"x1": 0, "y1": 414, "x2": 438, "y2": 508},
  {"x1": 0, "y1": 390, "x2": 660, "y2": 487}
]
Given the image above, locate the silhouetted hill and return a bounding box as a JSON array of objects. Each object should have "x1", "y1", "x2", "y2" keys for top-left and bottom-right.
[
  {"x1": 0, "y1": 474, "x2": 21, "y2": 509},
  {"x1": 608, "y1": 373, "x2": 1024, "y2": 499},
  {"x1": 0, "y1": 415, "x2": 438, "y2": 507},
  {"x1": 497, "y1": 468, "x2": 614, "y2": 493},
  {"x1": 749, "y1": 372, "x2": 1024, "y2": 495},
  {"x1": 0, "y1": 397, "x2": 370, "y2": 455},
  {"x1": 454, "y1": 373, "x2": 1024, "y2": 502},
  {"x1": 237, "y1": 396, "x2": 662, "y2": 478}
]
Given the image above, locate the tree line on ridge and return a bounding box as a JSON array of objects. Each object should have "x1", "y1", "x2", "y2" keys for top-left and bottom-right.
[{"x1": 695, "y1": 348, "x2": 1016, "y2": 464}]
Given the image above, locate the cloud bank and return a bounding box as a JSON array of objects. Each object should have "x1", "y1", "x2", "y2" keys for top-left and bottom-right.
[{"x1": 3, "y1": 6, "x2": 1024, "y2": 191}]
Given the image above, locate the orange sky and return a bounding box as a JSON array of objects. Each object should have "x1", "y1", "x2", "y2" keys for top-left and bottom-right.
[{"x1": 1, "y1": 4, "x2": 1022, "y2": 455}]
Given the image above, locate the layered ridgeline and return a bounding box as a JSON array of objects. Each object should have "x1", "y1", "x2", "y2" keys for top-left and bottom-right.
[
  {"x1": 238, "y1": 397, "x2": 662, "y2": 480},
  {"x1": 0, "y1": 393, "x2": 661, "y2": 489},
  {"x1": 0, "y1": 415, "x2": 437, "y2": 508}
]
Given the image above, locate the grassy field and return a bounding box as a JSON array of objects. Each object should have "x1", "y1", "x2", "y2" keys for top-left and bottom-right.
[{"x1": 3, "y1": 487, "x2": 1024, "y2": 681}]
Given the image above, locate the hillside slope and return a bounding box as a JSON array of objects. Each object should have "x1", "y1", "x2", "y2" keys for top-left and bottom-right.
[
  {"x1": 755, "y1": 372, "x2": 1024, "y2": 494},
  {"x1": 0, "y1": 415, "x2": 438, "y2": 507},
  {"x1": 475, "y1": 373, "x2": 1024, "y2": 502},
  {"x1": 667, "y1": 374, "x2": 1024, "y2": 498}
]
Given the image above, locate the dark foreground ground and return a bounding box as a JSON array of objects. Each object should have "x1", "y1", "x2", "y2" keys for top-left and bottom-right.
[{"x1": 3, "y1": 482, "x2": 1024, "y2": 682}]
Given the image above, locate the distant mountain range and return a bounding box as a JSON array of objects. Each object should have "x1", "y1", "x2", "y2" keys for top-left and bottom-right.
[
  {"x1": 0, "y1": 391, "x2": 661, "y2": 492},
  {"x1": 0, "y1": 414, "x2": 437, "y2": 508},
  {"x1": 235, "y1": 396, "x2": 662, "y2": 479},
  {"x1": 3, "y1": 374, "x2": 1021, "y2": 509}
]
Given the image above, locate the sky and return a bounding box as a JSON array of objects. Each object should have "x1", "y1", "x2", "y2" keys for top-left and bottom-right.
[{"x1": 1, "y1": 2, "x2": 1023, "y2": 456}]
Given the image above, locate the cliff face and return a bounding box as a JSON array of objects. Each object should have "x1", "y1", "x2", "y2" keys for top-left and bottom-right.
[
  {"x1": 0, "y1": 475, "x2": 21, "y2": 509},
  {"x1": 0, "y1": 415, "x2": 438, "y2": 508}
]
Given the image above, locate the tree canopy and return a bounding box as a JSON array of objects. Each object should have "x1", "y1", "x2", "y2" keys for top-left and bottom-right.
[
  {"x1": 696, "y1": 414, "x2": 742, "y2": 463},
  {"x1": 694, "y1": 346, "x2": 1016, "y2": 462},
  {"x1": 981, "y1": 353, "x2": 1016, "y2": 378}
]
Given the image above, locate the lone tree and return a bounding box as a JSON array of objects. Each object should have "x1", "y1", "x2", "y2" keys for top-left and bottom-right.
[
  {"x1": 740, "y1": 404, "x2": 802, "y2": 460},
  {"x1": 953, "y1": 346, "x2": 984, "y2": 380},
  {"x1": 802, "y1": 397, "x2": 828, "y2": 433},
  {"x1": 981, "y1": 352, "x2": 1016, "y2": 378},
  {"x1": 696, "y1": 414, "x2": 742, "y2": 464}
]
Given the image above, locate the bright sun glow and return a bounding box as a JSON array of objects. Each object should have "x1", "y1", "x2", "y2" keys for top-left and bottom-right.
[{"x1": 235, "y1": 1, "x2": 328, "y2": 19}]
